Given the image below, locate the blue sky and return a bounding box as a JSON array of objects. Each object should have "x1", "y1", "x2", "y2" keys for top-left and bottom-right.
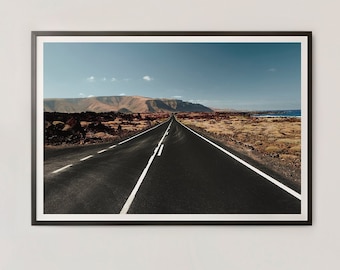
[{"x1": 44, "y1": 42, "x2": 301, "y2": 110}]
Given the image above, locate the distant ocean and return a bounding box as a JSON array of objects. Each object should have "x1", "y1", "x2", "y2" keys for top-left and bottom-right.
[{"x1": 252, "y1": 110, "x2": 301, "y2": 118}]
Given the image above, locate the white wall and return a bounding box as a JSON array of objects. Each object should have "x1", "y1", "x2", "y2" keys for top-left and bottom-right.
[{"x1": 1, "y1": 0, "x2": 339, "y2": 269}]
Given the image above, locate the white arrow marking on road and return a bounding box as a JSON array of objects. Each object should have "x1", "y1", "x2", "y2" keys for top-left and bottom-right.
[{"x1": 52, "y1": 164, "x2": 73, "y2": 174}]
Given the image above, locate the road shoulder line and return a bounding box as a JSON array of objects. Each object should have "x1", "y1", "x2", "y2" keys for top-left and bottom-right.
[
  {"x1": 48, "y1": 120, "x2": 170, "y2": 175},
  {"x1": 118, "y1": 119, "x2": 169, "y2": 145},
  {"x1": 178, "y1": 120, "x2": 301, "y2": 200}
]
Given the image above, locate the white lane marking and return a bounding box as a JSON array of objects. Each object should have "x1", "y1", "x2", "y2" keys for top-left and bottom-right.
[
  {"x1": 80, "y1": 155, "x2": 93, "y2": 161},
  {"x1": 120, "y1": 120, "x2": 173, "y2": 214},
  {"x1": 157, "y1": 144, "x2": 164, "y2": 156},
  {"x1": 178, "y1": 121, "x2": 302, "y2": 200},
  {"x1": 118, "y1": 120, "x2": 170, "y2": 145},
  {"x1": 52, "y1": 164, "x2": 73, "y2": 174},
  {"x1": 48, "y1": 121, "x2": 170, "y2": 176}
]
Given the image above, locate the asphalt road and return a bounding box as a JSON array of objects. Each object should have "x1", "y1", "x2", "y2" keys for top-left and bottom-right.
[{"x1": 44, "y1": 116, "x2": 301, "y2": 214}]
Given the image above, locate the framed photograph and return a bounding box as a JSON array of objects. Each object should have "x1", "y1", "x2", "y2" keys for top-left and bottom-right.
[{"x1": 32, "y1": 31, "x2": 312, "y2": 225}]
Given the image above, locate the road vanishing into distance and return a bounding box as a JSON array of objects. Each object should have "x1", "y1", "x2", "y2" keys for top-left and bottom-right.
[{"x1": 44, "y1": 116, "x2": 301, "y2": 214}]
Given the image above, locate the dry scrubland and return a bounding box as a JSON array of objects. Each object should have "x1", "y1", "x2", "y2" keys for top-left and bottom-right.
[
  {"x1": 45, "y1": 111, "x2": 301, "y2": 187},
  {"x1": 177, "y1": 112, "x2": 301, "y2": 186}
]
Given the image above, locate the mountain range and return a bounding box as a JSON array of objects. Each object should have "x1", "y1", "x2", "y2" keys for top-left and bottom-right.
[{"x1": 44, "y1": 96, "x2": 213, "y2": 113}]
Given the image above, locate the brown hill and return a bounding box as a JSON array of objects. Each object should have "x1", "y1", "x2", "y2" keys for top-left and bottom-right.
[{"x1": 44, "y1": 96, "x2": 213, "y2": 113}]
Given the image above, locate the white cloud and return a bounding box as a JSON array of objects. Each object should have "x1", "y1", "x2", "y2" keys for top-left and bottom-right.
[
  {"x1": 172, "y1": 95, "x2": 183, "y2": 99},
  {"x1": 86, "y1": 76, "x2": 95, "y2": 82},
  {"x1": 123, "y1": 78, "x2": 131, "y2": 82},
  {"x1": 267, "y1": 68, "x2": 277, "y2": 72},
  {"x1": 119, "y1": 93, "x2": 126, "y2": 96},
  {"x1": 111, "y1": 77, "x2": 117, "y2": 82},
  {"x1": 88, "y1": 94, "x2": 95, "y2": 98},
  {"x1": 143, "y1": 75, "x2": 153, "y2": 81},
  {"x1": 101, "y1": 77, "x2": 107, "y2": 81},
  {"x1": 188, "y1": 99, "x2": 214, "y2": 105}
]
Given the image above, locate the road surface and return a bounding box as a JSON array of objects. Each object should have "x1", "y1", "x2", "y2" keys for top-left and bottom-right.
[{"x1": 44, "y1": 116, "x2": 301, "y2": 214}]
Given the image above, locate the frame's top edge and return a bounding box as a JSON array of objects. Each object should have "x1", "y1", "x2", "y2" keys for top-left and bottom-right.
[{"x1": 31, "y1": 31, "x2": 312, "y2": 37}]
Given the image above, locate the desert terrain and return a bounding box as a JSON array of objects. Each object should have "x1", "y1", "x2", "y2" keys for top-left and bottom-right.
[
  {"x1": 44, "y1": 95, "x2": 211, "y2": 147},
  {"x1": 177, "y1": 112, "x2": 301, "y2": 188},
  {"x1": 44, "y1": 109, "x2": 301, "y2": 189},
  {"x1": 44, "y1": 111, "x2": 169, "y2": 147}
]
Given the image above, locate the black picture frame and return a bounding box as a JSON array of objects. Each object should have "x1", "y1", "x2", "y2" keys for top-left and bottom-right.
[{"x1": 32, "y1": 31, "x2": 312, "y2": 225}]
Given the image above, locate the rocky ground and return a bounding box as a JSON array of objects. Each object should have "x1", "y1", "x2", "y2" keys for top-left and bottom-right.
[
  {"x1": 45, "y1": 111, "x2": 301, "y2": 189},
  {"x1": 177, "y1": 112, "x2": 301, "y2": 188},
  {"x1": 44, "y1": 111, "x2": 169, "y2": 147}
]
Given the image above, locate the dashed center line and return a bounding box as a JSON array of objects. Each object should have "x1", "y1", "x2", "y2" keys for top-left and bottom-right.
[
  {"x1": 120, "y1": 120, "x2": 173, "y2": 214},
  {"x1": 80, "y1": 155, "x2": 94, "y2": 161},
  {"x1": 157, "y1": 144, "x2": 164, "y2": 156},
  {"x1": 49, "y1": 120, "x2": 170, "y2": 175},
  {"x1": 52, "y1": 164, "x2": 73, "y2": 174}
]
